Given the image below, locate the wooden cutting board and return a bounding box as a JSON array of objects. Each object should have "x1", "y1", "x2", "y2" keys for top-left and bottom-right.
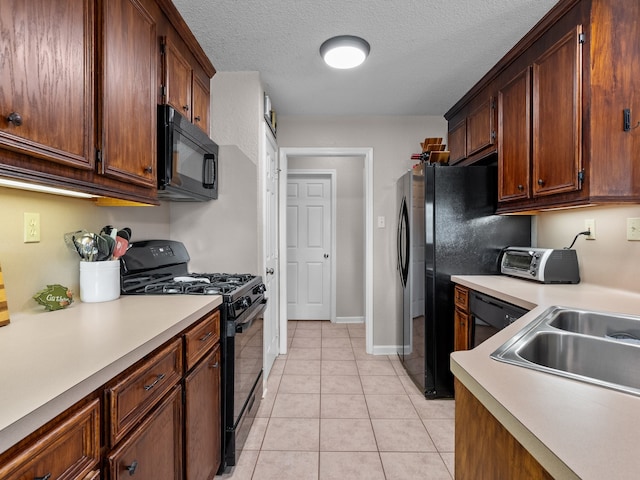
[{"x1": 0, "y1": 263, "x2": 9, "y2": 327}]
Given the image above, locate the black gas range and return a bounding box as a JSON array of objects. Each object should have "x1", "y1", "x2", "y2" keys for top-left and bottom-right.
[{"x1": 120, "y1": 240, "x2": 265, "y2": 474}]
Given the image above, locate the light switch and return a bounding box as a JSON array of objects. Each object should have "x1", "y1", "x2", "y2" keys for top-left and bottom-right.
[
  {"x1": 377, "y1": 216, "x2": 385, "y2": 228},
  {"x1": 627, "y1": 218, "x2": 640, "y2": 241},
  {"x1": 24, "y1": 212, "x2": 41, "y2": 243}
]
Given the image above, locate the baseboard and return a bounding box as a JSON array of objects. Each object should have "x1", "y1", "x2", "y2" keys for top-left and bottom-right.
[
  {"x1": 334, "y1": 316, "x2": 365, "y2": 324},
  {"x1": 372, "y1": 344, "x2": 403, "y2": 356}
]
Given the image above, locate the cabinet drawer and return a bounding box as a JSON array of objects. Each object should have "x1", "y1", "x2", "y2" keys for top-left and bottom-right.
[
  {"x1": 0, "y1": 399, "x2": 100, "y2": 480},
  {"x1": 454, "y1": 285, "x2": 469, "y2": 311},
  {"x1": 184, "y1": 310, "x2": 220, "y2": 370},
  {"x1": 106, "y1": 338, "x2": 183, "y2": 446}
]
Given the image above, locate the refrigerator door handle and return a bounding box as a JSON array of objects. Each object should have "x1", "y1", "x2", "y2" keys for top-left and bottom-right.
[{"x1": 397, "y1": 195, "x2": 410, "y2": 287}]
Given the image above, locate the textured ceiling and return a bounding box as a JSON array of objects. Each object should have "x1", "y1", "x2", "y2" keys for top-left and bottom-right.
[{"x1": 172, "y1": 0, "x2": 559, "y2": 116}]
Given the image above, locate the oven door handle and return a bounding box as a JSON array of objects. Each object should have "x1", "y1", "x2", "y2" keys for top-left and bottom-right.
[{"x1": 235, "y1": 300, "x2": 267, "y2": 334}]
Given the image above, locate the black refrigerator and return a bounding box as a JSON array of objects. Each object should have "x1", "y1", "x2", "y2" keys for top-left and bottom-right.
[{"x1": 396, "y1": 164, "x2": 530, "y2": 398}]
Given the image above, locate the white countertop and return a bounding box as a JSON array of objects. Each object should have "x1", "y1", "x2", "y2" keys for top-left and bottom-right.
[
  {"x1": 0, "y1": 294, "x2": 221, "y2": 454},
  {"x1": 450, "y1": 276, "x2": 640, "y2": 480}
]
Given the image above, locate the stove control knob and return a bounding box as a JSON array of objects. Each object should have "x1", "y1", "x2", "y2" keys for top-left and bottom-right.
[
  {"x1": 240, "y1": 296, "x2": 251, "y2": 308},
  {"x1": 253, "y1": 284, "x2": 266, "y2": 295}
]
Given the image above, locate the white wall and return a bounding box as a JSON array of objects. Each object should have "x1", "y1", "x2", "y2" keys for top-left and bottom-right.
[
  {"x1": 536, "y1": 204, "x2": 640, "y2": 293},
  {"x1": 0, "y1": 188, "x2": 170, "y2": 314},
  {"x1": 277, "y1": 115, "x2": 447, "y2": 347},
  {"x1": 288, "y1": 155, "x2": 365, "y2": 320},
  {"x1": 209, "y1": 71, "x2": 262, "y2": 163}
]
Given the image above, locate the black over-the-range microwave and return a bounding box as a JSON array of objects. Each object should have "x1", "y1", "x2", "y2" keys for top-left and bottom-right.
[{"x1": 157, "y1": 105, "x2": 218, "y2": 201}]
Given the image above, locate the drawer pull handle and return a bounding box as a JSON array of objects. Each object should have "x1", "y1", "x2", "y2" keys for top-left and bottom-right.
[
  {"x1": 143, "y1": 373, "x2": 165, "y2": 391},
  {"x1": 199, "y1": 331, "x2": 213, "y2": 342},
  {"x1": 34, "y1": 474, "x2": 51, "y2": 480},
  {"x1": 209, "y1": 361, "x2": 219, "y2": 369},
  {"x1": 126, "y1": 460, "x2": 138, "y2": 475}
]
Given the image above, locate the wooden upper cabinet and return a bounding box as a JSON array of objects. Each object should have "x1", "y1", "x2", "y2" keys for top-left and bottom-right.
[
  {"x1": 466, "y1": 98, "x2": 495, "y2": 157},
  {"x1": 164, "y1": 35, "x2": 193, "y2": 119},
  {"x1": 0, "y1": 0, "x2": 95, "y2": 170},
  {"x1": 447, "y1": 97, "x2": 495, "y2": 165},
  {"x1": 497, "y1": 25, "x2": 583, "y2": 208},
  {"x1": 448, "y1": 119, "x2": 466, "y2": 165},
  {"x1": 100, "y1": 0, "x2": 157, "y2": 187},
  {"x1": 498, "y1": 68, "x2": 531, "y2": 202},
  {"x1": 192, "y1": 74, "x2": 211, "y2": 134},
  {"x1": 532, "y1": 25, "x2": 583, "y2": 197},
  {"x1": 161, "y1": 29, "x2": 211, "y2": 134}
]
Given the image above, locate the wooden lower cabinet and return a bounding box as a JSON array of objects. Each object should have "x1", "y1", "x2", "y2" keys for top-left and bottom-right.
[
  {"x1": 0, "y1": 399, "x2": 100, "y2": 480},
  {"x1": 107, "y1": 386, "x2": 183, "y2": 480},
  {"x1": 453, "y1": 285, "x2": 471, "y2": 351},
  {"x1": 184, "y1": 344, "x2": 221, "y2": 480},
  {"x1": 455, "y1": 379, "x2": 553, "y2": 480}
]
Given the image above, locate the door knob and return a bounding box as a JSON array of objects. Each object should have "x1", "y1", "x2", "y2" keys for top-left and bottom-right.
[{"x1": 324, "y1": 253, "x2": 329, "y2": 259}]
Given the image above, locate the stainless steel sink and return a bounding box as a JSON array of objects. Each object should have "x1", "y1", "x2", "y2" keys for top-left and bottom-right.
[{"x1": 491, "y1": 306, "x2": 640, "y2": 396}]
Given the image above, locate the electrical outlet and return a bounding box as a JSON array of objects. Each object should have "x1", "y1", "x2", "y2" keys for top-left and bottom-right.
[
  {"x1": 24, "y1": 212, "x2": 41, "y2": 243},
  {"x1": 627, "y1": 218, "x2": 640, "y2": 241},
  {"x1": 584, "y1": 219, "x2": 596, "y2": 240}
]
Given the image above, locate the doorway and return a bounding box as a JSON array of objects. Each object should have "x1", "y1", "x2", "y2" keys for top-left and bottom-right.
[
  {"x1": 278, "y1": 147, "x2": 374, "y2": 354},
  {"x1": 286, "y1": 170, "x2": 336, "y2": 321}
]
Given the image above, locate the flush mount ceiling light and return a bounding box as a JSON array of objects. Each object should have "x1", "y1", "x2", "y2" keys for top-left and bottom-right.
[{"x1": 320, "y1": 35, "x2": 370, "y2": 69}]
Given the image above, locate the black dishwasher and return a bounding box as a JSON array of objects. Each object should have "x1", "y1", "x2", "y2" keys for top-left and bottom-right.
[{"x1": 469, "y1": 292, "x2": 528, "y2": 347}]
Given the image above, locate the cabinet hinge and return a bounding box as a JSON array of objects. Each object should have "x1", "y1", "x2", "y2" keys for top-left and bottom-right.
[
  {"x1": 491, "y1": 98, "x2": 496, "y2": 110},
  {"x1": 96, "y1": 149, "x2": 102, "y2": 163},
  {"x1": 578, "y1": 169, "x2": 585, "y2": 184},
  {"x1": 160, "y1": 36, "x2": 166, "y2": 55},
  {"x1": 578, "y1": 33, "x2": 585, "y2": 44},
  {"x1": 491, "y1": 130, "x2": 496, "y2": 141},
  {"x1": 161, "y1": 85, "x2": 167, "y2": 98}
]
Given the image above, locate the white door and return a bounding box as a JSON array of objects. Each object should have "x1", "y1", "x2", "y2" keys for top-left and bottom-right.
[
  {"x1": 263, "y1": 128, "x2": 279, "y2": 378},
  {"x1": 287, "y1": 174, "x2": 331, "y2": 320}
]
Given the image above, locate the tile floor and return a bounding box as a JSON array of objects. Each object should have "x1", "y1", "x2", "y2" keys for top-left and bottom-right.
[{"x1": 222, "y1": 320, "x2": 455, "y2": 480}]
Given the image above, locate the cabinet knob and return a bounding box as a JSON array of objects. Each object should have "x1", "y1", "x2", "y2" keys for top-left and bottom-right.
[
  {"x1": 144, "y1": 166, "x2": 153, "y2": 174},
  {"x1": 537, "y1": 179, "x2": 545, "y2": 186},
  {"x1": 7, "y1": 111, "x2": 23, "y2": 126},
  {"x1": 194, "y1": 115, "x2": 201, "y2": 122},
  {"x1": 126, "y1": 460, "x2": 138, "y2": 475},
  {"x1": 209, "y1": 361, "x2": 219, "y2": 368},
  {"x1": 182, "y1": 105, "x2": 189, "y2": 111},
  {"x1": 517, "y1": 184, "x2": 524, "y2": 191}
]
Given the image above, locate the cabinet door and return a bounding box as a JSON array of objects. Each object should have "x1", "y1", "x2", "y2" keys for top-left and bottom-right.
[
  {"x1": 448, "y1": 119, "x2": 466, "y2": 165},
  {"x1": 192, "y1": 75, "x2": 211, "y2": 134},
  {"x1": 107, "y1": 386, "x2": 183, "y2": 480},
  {"x1": 498, "y1": 68, "x2": 531, "y2": 202},
  {"x1": 164, "y1": 35, "x2": 193, "y2": 120},
  {"x1": 184, "y1": 345, "x2": 221, "y2": 480},
  {"x1": 466, "y1": 98, "x2": 495, "y2": 157},
  {"x1": 0, "y1": 0, "x2": 94, "y2": 169},
  {"x1": 532, "y1": 25, "x2": 583, "y2": 197},
  {"x1": 454, "y1": 309, "x2": 470, "y2": 352},
  {"x1": 0, "y1": 399, "x2": 100, "y2": 480},
  {"x1": 101, "y1": 0, "x2": 157, "y2": 187}
]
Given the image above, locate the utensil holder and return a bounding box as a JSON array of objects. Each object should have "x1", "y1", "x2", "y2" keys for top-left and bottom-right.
[{"x1": 80, "y1": 260, "x2": 120, "y2": 303}]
